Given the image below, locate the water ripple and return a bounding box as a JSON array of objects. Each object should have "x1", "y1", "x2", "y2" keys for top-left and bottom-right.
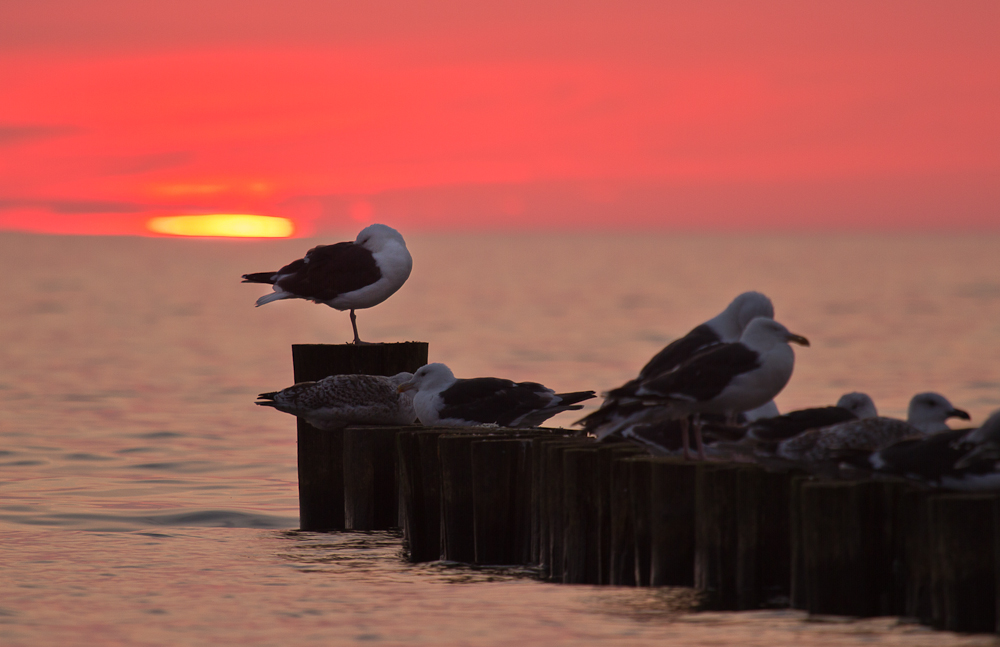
[{"x1": 0, "y1": 509, "x2": 296, "y2": 530}]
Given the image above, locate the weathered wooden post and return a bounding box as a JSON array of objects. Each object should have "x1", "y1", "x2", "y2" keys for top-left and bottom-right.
[
  {"x1": 542, "y1": 438, "x2": 593, "y2": 580},
  {"x1": 798, "y1": 480, "x2": 896, "y2": 617},
  {"x1": 608, "y1": 453, "x2": 641, "y2": 585},
  {"x1": 788, "y1": 474, "x2": 812, "y2": 609},
  {"x1": 735, "y1": 466, "x2": 793, "y2": 609},
  {"x1": 598, "y1": 444, "x2": 645, "y2": 584},
  {"x1": 438, "y1": 432, "x2": 484, "y2": 562},
  {"x1": 398, "y1": 430, "x2": 425, "y2": 556},
  {"x1": 694, "y1": 464, "x2": 741, "y2": 609},
  {"x1": 927, "y1": 493, "x2": 998, "y2": 633},
  {"x1": 531, "y1": 435, "x2": 575, "y2": 572},
  {"x1": 562, "y1": 444, "x2": 602, "y2": 583},
  {"x1": 629, "y1": 456, "x2": 655, "y2": 586},
  {"x1": 292, "y1": 342, "x2": 427, "y2": 531},
  {"x1": 898, "y1": 487, "x2": 932, "y2": 622},
  {"x1": 648, "y1": 458, "x2": 698, "y2": 587},
  {"x1": 343, "y1": 426, "x2": 405, "y2": 530},
  {"x1": 397, "y1": 428, "x2": 448, "y2": 561},
  {"x1": 875, "y1": 480, "x2": 919, "y2": 618},
  {"x1": 471, "y1": 436, "x2": 535, "y2": 565}
]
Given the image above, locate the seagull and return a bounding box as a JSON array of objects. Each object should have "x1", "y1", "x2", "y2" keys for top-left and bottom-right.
[
  {"x1": 744, "y1": 400, "x2": 781, "y2": 422},
  {"x1": 907, "y1": 392, "x2": 972, "y2": 433},
  {"x1": 590, "y1": 395, "x2": 784, "y2": 458},
  {"x1": 608, "y1": 414, "x2": 749, "y2": 457},
  {"x1": 625, "y1": 393, "x2": 874, "y2": 460},
  {"x1": 602, "y1": 317, "x2": 809, "y2": 459},
  {"x1": 776, "y1": 392, "x2": 970, "y2": 463},
  {"x1": 242, "y1": 223, "x2": 413, "y2": 344},
  {"x1": 630, "y1": 291, "x2": 775, "y2": 382},
  {"x1": 867, "y1": 410, "x2": 997, "y2": 490},
  {"x1": 396, "y1": 362, "x2": 596, "y2": 428},
  {"x1": 745, "y1": 392, "x2": 878, "y2": 447},
  {"x1": 256, "y1": 372, "x2": 417, "y2": 430},
  {"x1": 577, "y1": 291, "x2": 775, "y2": 436}
]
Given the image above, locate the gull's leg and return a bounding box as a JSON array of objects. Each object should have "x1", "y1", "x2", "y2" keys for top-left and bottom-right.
[
  {"x1": 349, "y1": 309, "x2": 363, "y2": 345},
  {"x1": 681, "y1": 416, "x2": 692, "y2": 461},
  {"x1": 349, "y1": 310, "x2": 377, "y2": 345},
  {"x1": 694, "y1": 413, "x2": 707, "y2": 461}
]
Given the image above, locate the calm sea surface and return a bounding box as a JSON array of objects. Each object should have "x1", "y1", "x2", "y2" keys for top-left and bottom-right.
[{"x1": 2, "y1": 231, "x2": 1000, "y2": 646}]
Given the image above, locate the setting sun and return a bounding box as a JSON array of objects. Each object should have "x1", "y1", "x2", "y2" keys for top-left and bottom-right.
[{"x1": 146, "y1": 215, "x2": 294, "y2": 238}]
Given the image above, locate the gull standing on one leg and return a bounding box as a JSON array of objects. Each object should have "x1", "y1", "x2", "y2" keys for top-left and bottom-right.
[{"x1": 241, "y1": 223, "x2": 412, "y2": 344}]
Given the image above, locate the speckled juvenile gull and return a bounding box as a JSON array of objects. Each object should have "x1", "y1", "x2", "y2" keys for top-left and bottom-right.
[
  {"x1": 777, "y1": 392, "x2": 969, "y2": 463},
  {"x1": 242, "y1": 223, "x2": 412, "y2": 344},
  {"x1": 397, "y1": 363, "x2": 596, "y2": 428},
  {"x1": 577, "y1": 291, "x2": 775, "y2": 438},
  {"x1": 256, "y1": 372, "x2": 417, "y2": 430}
]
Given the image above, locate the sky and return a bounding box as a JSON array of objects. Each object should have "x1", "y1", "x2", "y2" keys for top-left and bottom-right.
[{"x1": 0, "y1": 1, "x2": 997, "y2": 236}]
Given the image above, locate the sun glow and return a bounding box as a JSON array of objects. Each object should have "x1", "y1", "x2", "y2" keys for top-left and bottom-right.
[{"x1": 146, "y1": 215, "x2": 294, "y2": 238}]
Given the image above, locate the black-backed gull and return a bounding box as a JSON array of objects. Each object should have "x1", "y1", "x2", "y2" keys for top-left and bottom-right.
[
  {"x1": 256, "y1": 372, "x2": 416, "y2": 429},
  {"x1": 631, "y1": 291, "x2": 775, "y2": 381},
  {"x1": 397, "y1": 362, "x2": 596, "y2": 428},
  {"x1": 577, "y1": 291, "x2": 774, "y2": 437},
  {"x1": 776, "y1": 392, "x2": 969, "y2": 463},
  {"x1": 602, "y1": 317, "x2": 809, "y2": 459},
  {"x1": 746, "y1": 392, "x2": 877, "y2": 446},
  {"x1": 242, "y1": 223, "x2": 412, "y2": 344}
]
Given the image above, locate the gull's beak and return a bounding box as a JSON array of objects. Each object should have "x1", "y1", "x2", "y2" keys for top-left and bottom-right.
[
  {"x1": 787, "y1": 333, "x2": 810, "y2": 347},
  {"x1": 949, "y1": 408, "x2": 972, "y2": 421},
  {"x1": 397, "y1": 381, "x2": 417, "y2": 394}
]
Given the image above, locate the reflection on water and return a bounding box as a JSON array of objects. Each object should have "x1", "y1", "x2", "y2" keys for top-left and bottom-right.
[
  {"x1": 4, "y1": 528, "x2": 995, "y2": 647},
  {"x1": 1, "y1": 232, "x2": 999, "y2": 645}
]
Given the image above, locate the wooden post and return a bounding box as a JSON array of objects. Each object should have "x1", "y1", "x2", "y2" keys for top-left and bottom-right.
[
  {"x1": 898, "y1": 487, "x2": 932, "y2": 623},
  {"x1": 598, "y1": 444, "x2": 645, "y2": 584},
  {"x1": 880, "y1": 480, "x2": 917, "y2": 617},
  {"x1": 694, "y1": 464, "x2": 741, "y2": 609},
  {"x1": 471, "y1": 437, "x2": 534, "y2": 565},
  {"x1": 608, "y1": 454, "x2": 640, "y2": 585},
  {"x1": 648, "y1": 458, "x2": 698, "y2": 587},
  {"x1": 343, "y1": 426, "x2": 404, "y2": 530},
  {"x1": 296, "y1": 422, "x2": 346, "y2": 532},
  {"x1": 292, "y1": 342, "x2": 428, "y2": 531},
  {"x1": 798, "y1": 481, "x2": 896, "y2": 617},
  {"x1": 530, "y1": 435, "x2": 574, "y2": 572},
  {"x1": 630, "y1": 456, "x2": 655, "y2": 586},
  {"x1": 735, "y1": 467, "x2": 793, "y2": 609},
  {"x1": 788, "y1": 474, "x2": 812, "y2": 610},
  {"x1": 562, "y1": 444, "x2": 602, "y2": 583},
  {"x1": 397, "y1": 430, "x2": 421, "y2": 555},
  {"x1": 438, "y1": 432, "x2": 483, "y2": 563},
  {"x1": 397, "y1": 428, "x2": 448, "y2": 562},
  {"x1": 927, "y1": 493, "x2": 998, "y2": 633},
  {"x1": 545, "y1": 439, "x2": 589, "y2": 581}
]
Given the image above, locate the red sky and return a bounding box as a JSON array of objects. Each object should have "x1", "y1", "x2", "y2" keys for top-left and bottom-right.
[{"x1": 0, "y1": 1, "x2": 997, "y2": 235}]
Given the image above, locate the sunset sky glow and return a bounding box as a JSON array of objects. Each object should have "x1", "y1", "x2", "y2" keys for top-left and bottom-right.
[{"x1": 1, "y1": 1, "x2": 997, "y2": 236}]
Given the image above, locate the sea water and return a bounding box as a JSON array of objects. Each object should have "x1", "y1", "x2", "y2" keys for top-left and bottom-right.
[{"x1": 1, "y1": 231, "x2": 999, "y2": 646}]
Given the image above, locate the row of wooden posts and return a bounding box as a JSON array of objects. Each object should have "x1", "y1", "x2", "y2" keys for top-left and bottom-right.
[{"x1": 292, "y1": 343, "x2": 999, "y2": 635}]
